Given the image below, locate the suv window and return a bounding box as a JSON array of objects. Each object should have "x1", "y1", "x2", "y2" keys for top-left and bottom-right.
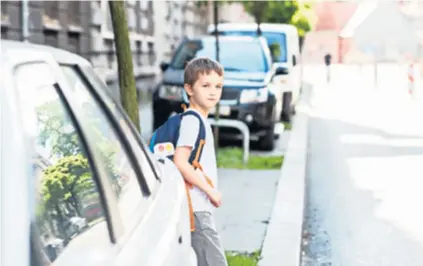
[
  {"x1": 171, "y1": 39, "x2": 269, "y2": 72},
  {"x1": 219, "y1": 31, "x2": 288, "y2": 62},
  {"x1": 60, "y1": 65, "x2": 157, "y2": 233},
  {"x1": 15, "y1": 62, "x2": 111, "y2": 265}
]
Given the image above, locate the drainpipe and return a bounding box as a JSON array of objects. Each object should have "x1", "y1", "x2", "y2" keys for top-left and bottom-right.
[{"x1": 21, "y1": 0, "x2": 29, "y2": 42}]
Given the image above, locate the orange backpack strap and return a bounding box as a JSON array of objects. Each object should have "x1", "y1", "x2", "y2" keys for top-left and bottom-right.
[{"x1": 185, "y1": 138, "x2": 215, "y2": 232}]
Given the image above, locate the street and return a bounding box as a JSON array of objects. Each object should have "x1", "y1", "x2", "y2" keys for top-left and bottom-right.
[{"x1": 301, "y1": 74, "x2": 423, "y2": 266}]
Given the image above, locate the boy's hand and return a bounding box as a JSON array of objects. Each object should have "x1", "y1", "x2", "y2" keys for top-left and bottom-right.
[{"x1": 208, "y1": 190, "x2": 222, "y2": 208}]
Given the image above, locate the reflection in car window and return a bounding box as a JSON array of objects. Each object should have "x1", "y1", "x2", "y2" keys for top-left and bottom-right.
[
  {"x1": 72, "y1": 65, "x2": 161, "y2": 189},
  {"x1": 171, "y1": 39, "x2": 269, "y2": 72},
  {"x1": 60, "y1": 65, "x2": 151, "y2": 232},
  {"x1": 14, "y1": 63, "x2": 110, "y2": 265},
  {"x1": 80, "y1": 64, "x2": 160, "y2": 188}
]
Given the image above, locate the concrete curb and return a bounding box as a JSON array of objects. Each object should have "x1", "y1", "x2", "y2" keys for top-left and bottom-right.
[{"x1": 258, "y1": 87, "x2": 311, "y2": 266}]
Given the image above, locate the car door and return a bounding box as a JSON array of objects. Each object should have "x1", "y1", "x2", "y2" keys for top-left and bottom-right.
[
  {"x1": 10, "y1": 52, "x2": 118, "y2": 266},
  {"x1": 58, "y1": 63, "x2": 195, "y2": 266}
]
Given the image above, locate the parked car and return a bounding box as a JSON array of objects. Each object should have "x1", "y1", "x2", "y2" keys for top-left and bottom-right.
[
  {"x1": 154, "y1": 35, "x2": 288, "y2": 150},
  {"x1": 0, "y1": 40, "x2": 196, "y2": 266},
  {"x1": 208, "y1": 23, "x2": 303, "y2": 122}
]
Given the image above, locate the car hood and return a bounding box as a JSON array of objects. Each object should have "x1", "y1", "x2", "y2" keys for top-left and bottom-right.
[{"x1": 163, "y1": 68, "x2": 267, "y2": 88}]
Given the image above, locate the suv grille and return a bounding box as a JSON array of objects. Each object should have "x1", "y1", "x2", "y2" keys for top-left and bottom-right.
[{"x1": 221, "y1": 88, "x2": 239, "y2": 100}]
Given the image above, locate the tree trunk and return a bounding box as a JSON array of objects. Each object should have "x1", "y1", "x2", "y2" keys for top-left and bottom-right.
[
  {"x1": 213, "y1": 0, "x2": 220, "y2": 151},
  {"x1": 109, "y1": 0, "x2": 140, "y2": 132}
]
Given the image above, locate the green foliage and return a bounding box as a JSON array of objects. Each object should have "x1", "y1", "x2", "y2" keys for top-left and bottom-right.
[
  {"x1": 239, "y1": 0, "x2": 312, "y2": 37},
  {"x1": 226, "y1": 250, "x2": 261, "y2": 266},
  {"x1": 41, "y1": 154, "x2": 94, "y2": 210},
  {"x1": 217, "y1": 147, "x2": 283, "y2": 169}
]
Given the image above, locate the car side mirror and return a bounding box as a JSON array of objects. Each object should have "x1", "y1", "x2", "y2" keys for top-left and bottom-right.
[
  {"x1": 160, "y1": 62, "x2": 170, "y2": 72},
  {"x1": 292, "y1": 55, "x2": 297, "y2": 66},
  {"x1": 275, "y1": 66, "x2": 289, "y2": 76}
]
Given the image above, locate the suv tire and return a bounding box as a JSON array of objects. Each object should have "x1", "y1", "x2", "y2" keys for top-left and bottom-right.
[
  {"x1": 259, "y1": 124, "x2": 276, "y2": 151},
  {"x1": 281, "y1": 91, "x2": 292, "y2": 123}
]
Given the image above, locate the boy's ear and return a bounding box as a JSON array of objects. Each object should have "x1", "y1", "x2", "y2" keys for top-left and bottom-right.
[{"x1": 184, "y1": 84, "x2": 194, "y2": 97}]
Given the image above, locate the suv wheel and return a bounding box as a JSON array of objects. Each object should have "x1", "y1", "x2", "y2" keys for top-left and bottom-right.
[
  {"x1": 281, "y1": 91, "x2": 292, "y2": 123},
  {"x1": 259, "y1": 124, "x2": 275, "y2": 151}
]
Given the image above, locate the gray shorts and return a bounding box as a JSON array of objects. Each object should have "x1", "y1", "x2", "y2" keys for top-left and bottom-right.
[{"x1": 192, "y1": 212, "x2": 228, "y2": 266}]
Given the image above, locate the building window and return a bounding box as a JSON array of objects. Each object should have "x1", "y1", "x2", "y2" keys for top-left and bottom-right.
[
  {"x1": 140, "y1": 0, "x2": 148, "y2": 11},
  {"x1": 1, "y1": 27, "x2": 7, "y2": 39},
  {"x1": 1, "y1": 1, "x2": 7, "y2": 19},
  {"x1": 105, "y1": 39, "x2": 114, "y2": 69},
  {"x1": 43, "y1": 1, "x2": 59, "y2": 20},
  {"x1": 68, "y1": 32, "x2": 80, "y2": 54},
  {"x1": 67, "y1": 1, "x2": 81, "y2": 25},
  {"x1": 141, "y1": 16, "x2": 148, "y2": 31},
  {"x1": 101, "y1": 0, "x2": 114, "y2": 38},
  {"x1": 44, "y1": 29, "x2": 59, "y2": 47},
  {"x1": 136, "y1": 41, "x2": 142, "y2": 66},
  {"x1": 148, "y1": 42, "x2": 155, "y2": 66}
]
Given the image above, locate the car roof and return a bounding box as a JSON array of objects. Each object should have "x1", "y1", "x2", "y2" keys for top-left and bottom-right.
[
  {"x1": 0, "y1": 39, "x2": 91, "y2": 66},
  {"x1": 188, "y1": 35, "x2": 265, "y2": 43},
  {"x1": 208, "y1": 23, "x2": 298, "y2": 34}
]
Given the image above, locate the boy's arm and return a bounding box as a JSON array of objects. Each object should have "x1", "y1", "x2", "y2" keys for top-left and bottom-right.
[
  {"x1": 174, "y1": 146, "x2": 214, "y2": 196},
  {"x1": 173, "y1": 115, "x2": 213, "y2": 195}
]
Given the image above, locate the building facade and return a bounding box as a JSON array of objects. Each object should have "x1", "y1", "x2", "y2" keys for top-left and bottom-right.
[
  {"x1": 153, "y1": 1, "x2": 210, "y2": 63},
  {"x1": 1, "y1": 1, "x2": 212, "y2": 100},
  {"x1": 89, "y1": 0, "x2": 157, "y2": 101},
  {"x1": 1, "y1": 1, "x2": 91, "y2": 58}
]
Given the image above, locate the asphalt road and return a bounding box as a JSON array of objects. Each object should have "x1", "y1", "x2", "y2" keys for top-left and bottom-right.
[{"x1": 301, "y1": 80, "x2": 423, "y2": 266}]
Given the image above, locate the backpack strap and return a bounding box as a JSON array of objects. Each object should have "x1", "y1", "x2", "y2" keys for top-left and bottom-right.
[
  {"x1": 181, "y1": 110, "x2": 206, "y2": 169},
  {"x1": 180, "y1": 110, "x2": 213, "y2": 232}
]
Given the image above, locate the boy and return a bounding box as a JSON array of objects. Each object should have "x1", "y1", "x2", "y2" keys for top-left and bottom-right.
[{"x1": 173, "y1": 57, "x2": 228, "y2": 266}]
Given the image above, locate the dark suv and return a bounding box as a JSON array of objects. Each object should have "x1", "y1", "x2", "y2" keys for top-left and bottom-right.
[{"x1": 153, "y1": 36, "x2": 288, "y2": 150}]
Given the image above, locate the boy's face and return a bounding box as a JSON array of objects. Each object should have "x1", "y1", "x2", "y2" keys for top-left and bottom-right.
[{"x1": 185, "y1": 71, "x2": 223, "y2": 110}]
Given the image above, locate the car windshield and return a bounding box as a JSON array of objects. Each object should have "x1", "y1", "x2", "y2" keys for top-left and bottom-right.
[
  {"x1": 171, "y1": 38, "x2": 269, "y2": 73},
  {"x1": 218, "y1": 31, "x2": 288, "y2": 62}
]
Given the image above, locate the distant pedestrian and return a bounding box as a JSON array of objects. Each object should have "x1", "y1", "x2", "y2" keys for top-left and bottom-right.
[
  {"x1": 324, "y1": 53, "x2": 332, "y2": 83},
  {"x1": 408, "y1": 61, "x2": 415, "y2": 97}
]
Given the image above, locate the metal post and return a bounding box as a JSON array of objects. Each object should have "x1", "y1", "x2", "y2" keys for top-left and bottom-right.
[
  {"x1": 207, "y1": 119, "x2": 250, "y2": 165},
  {"x1": 21, "y1": 0, "x2": 30, "y2": 42},
  {"x1": 213, "y1": 1, "x2": 220, "y2": 150}
]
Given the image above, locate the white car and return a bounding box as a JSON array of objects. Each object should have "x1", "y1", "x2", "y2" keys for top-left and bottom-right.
[
  {"x1": 1, "y1": 40, "x2": 197, "y2": 266},
  {"x1": 208, "y1": 22, "x2": 303, "y2": 122}
]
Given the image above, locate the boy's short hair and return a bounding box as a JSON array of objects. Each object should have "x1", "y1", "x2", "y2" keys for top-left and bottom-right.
[{"x1": 184, "y1": 57, "x2": 224, "y2": 86}]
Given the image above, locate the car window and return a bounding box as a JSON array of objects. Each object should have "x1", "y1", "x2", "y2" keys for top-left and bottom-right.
[
  {"x1": 76, "y1": 65, "x2": 162, "y2": 188},
  {"x1": 14, "y1": 62, "x2": 111, "y2": 265},
  {"x1": 171, "y1": 39, "x2": 269, "y2": 72},
  {"x1": 60, "y1": 65, "x2": 156, "y2": 232},
  {"x1": 219, "y1": 31, "x2": 288, "y2": 62}
]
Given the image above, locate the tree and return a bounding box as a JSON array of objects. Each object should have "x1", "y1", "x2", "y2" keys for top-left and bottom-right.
[
  {"x1": 41, "y1": 154, "x2": 94, "y2": 216},
  {"x1": 109, "y1": 0, "x2": 140, "y2": 132},
  {"x1": 37, "y1": 102, "x2": 81, "y2": 158},
  {"x1": 240, "y1": 1, "x2": 312, "y2": 38}
]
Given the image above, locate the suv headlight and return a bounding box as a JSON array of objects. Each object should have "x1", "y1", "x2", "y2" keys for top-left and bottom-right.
[
  {"x1": 240, "y1": 87, "x2": 268, "y2": 104},
  {"x1": 159, "y1": 85, "x2": 183, "y2": 101}
]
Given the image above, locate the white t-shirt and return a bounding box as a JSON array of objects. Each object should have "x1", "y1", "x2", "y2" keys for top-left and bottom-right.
[{"x1": 176, "y1": 109, "x2": 218, "y2": 213}]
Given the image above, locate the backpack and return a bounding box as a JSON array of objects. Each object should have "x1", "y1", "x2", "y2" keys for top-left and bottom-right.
[{"x1": 149, "y1": 109, "x2": 214, "y2": 232}]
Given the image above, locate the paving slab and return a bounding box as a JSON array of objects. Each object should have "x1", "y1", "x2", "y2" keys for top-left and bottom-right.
[{"x1": 215, "y1": 169, "x2": 280, "y2": 253}]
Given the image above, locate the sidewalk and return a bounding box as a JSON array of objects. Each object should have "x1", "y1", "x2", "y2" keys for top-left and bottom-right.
[
  {"x1": 215, "y1": 84, "x2": 312, "y2": 266},
  {"x1": 215, "y1": 169, "x2": 281, "y2": 253}
]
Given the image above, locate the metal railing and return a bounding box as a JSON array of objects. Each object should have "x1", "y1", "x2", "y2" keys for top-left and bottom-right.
[{"x1": 207, "y1": 118, "x2": 250, "y2": 164}]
